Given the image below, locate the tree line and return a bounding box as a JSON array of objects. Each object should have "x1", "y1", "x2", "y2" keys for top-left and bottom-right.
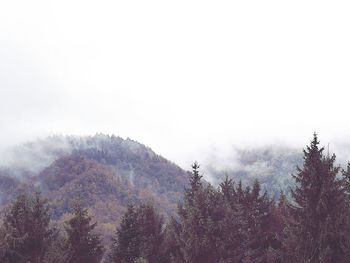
[{"x1": 1, "y1": 133, "x2": 350, "y2": 262}]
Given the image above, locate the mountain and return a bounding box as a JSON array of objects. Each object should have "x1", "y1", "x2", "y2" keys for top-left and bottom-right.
[{"x1": 0, "y1": 134, "x2": 189, "y2": 242}]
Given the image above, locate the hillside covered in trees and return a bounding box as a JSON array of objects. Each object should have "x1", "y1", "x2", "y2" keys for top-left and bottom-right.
[
  {"x1": 0, "y1": 135, "x2": 189, "y2": 243},
  {"x1": 204, "y1": 145, "x2": 303, "y2": 196},
  {"x1": 2, "y1": 134, "x2": 350, "y2": 262}
]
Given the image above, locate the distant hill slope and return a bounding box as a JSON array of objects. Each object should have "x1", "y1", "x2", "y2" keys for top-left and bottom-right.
[
  {"x1": 204, "y1": 145, "x2": 304, "y2": 197},
  {"x1": 0, "y1": 134, "x2": 190, "y2": 241},
  {"x1": 204, "y1": 142, "x2": 350, "y2": 197}
]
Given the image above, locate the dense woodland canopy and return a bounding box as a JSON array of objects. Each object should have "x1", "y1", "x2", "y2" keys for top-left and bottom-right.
[{"x1": 2, "y1": 133, "x2": 350, "y2": 262}]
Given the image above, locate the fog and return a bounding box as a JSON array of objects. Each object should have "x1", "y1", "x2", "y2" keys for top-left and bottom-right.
[{"x1": 1, "y1": 1, "x2": 350, "y2": 169}]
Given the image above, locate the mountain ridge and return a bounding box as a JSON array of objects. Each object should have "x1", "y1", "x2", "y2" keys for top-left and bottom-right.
[{"x1": 0, "y1": 134, "x2": 190, "y2": 243}]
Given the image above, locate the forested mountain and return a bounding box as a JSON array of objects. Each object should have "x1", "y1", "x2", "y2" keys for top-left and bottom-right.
[
  {"x1": 0, "y1": 134, "x2": 333, "y2": 224},
  {"x1": 3, "y1": 134, "x2": 350, "y2": 263},
  {"x1": 0, "y1": 135, "x2": 306, "y2": 218},
  {"x1": 0, "y1": 135, "x2": 189, "y2": 243}
]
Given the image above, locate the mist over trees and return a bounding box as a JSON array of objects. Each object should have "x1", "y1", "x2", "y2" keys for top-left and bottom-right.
[
  {"x1": 2, "y1": 133, "x2": 350, "y2": 262},
  {"x1": 0, "y1": 135, "x2": 189, "y2": 244}
]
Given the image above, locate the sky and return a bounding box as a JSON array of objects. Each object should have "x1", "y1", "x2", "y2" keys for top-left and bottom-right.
[{"x1": 1, "y1": 0, "x2": 350, "y2": 168}]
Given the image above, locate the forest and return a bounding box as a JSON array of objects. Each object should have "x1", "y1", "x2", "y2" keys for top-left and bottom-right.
[{"x1": 1, "y1": 133, "x2": 350, "y2": 263}]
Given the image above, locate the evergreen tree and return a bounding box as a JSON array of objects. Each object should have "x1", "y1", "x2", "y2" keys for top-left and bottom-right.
[
  {"x1": 185, "y1": 161, "x2": 202, "y2": 206},
  {"x1": 340, "y1": 162, "x2": 350, "y2": 259},
  {"x1": 2, "y1": 191, "x2": 52, "y2": 263},
  {"x1": 217, "y1": 177, "x2": 248, "y2": 262},
  {"x1": 110, "y1": 203, "x2": 141, "y2": 263},
  {"x1": 283, "y1": 133, "x2": 348, "y2": 263},
  {"x1": 43, "y1": 229, "x2": 69, "y2": 263},
  {"x1": 0, "y1": 223, "x2": 27, "y2": 263},
  {"x1": 219, "y1": 176, "x2": 236, "y2": 203},
  {"x1": 244, "y1": 180, "x2": 276, "y2": 262},
  {"x1": 179, "y1": 185, "x2": 218, "y2": 263},
  {"x1": 175, "y1": 163, "x2": 247, "y2": 263},
  {"x1": 176, "y1": 162, "x2": 217, "y2": 263},
  {"x1": 65, "y1": 201, "x2": 103, "y2": 263},
  {"x1": 110, "y1": 203, "x2": 165, "y2": 263},
  {"x1": 161, "y1": 217, "x2": 183, "y2": 263},
  {"x1": 29, "y1": 191, "x2": 52, "y2": 263},
  {"x1": 266, "y1": 191, "x2": 290, "y2": 262},
  {"x1": 2, "y1": 193, "x2": 31, "y2": 262},
  {"x1": 137, "y1": 203, "x2": 164, "y2": 263}
]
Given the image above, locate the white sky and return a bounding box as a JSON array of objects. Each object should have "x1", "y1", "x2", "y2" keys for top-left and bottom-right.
[{"x1": 1, "y1": 0, "x2": 350, "y2": 168}]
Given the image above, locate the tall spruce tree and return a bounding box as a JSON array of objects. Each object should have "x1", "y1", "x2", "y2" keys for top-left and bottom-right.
[
  {"x1": 2, "y1": 191, "x2": 52, "y2": 263},
  {"x1": 283, "y1": 133, "x2": 348, "y2": 263},
  {"x1": 340, "y1": 162, "x2": 350, "y2": 258},
  {"x1": 137, "y1": 203, "x2": 164, "y2": 263},
  {"x1": 65, "y1": 201, "x2": 103, "y2": 263},
  {"x1": 244, "y1": 180, "x2": 276, "y2": 262},
  {"x1": 110, "y1": 203, "x2": 141, "y2": 263},
  {"x1": 43, "y1": 230, "x2": 69, "y2": 263},
  {"x1": 29, "y1": 191, "x2": 52, "y2": 263},
  {"x1": 161, "y1": 217, "x2": 184, "y2": 263},
  {"x1": 185, "y1": 161, "x2": 202, "y2": 205},
  {"x1": 2, "y1": 193, "x2": 30, "y2": 263},
  {"x1": 266, "y1": 191, "x2": 290, "y2": 262},
  {"x1": 175, "y1": 162, "x2": 211, "y2": 263},
  {"x1": 0, "y1": 223, "x2": 27, "y2": 263},
  {"x1": 110, "y1": 203, "x2": 165, "y2": 263},
  {"x1": 174, "y1": 163, "x2": 279, "y2": 263},
  {"x1": 217, "y1": 177, "x2": 248, "y2": 262}
]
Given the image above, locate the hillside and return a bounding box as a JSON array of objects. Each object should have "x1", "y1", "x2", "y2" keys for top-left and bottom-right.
[
  {"x1": 0, "y1": 136, "x2": 311, "y2": 214},
  {"x1": 203, "y1": 145, "x2": 304, "y2": 197},
  {"x1": 1, "y1": 134, "x2": 334, "y2": 240},
  {"x1": 0, "y1": 134, "x2": 189, "y2": 242}
]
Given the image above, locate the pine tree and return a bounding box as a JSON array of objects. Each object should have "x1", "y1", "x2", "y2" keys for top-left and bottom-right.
[
  {"x1": 0, "y1": 223, "x2": 27, "y2": 263},
  {"x1": 137, "y1": 203, "x2": 164, "y2": 263},
  {"x1": 185, "y1": 161, "x2": 202, "y2": 206},
  {"x1": 65, "y1": 201, "x2": 103, "y2": 263},
  {"x1": 29, "y1": 191, "x2": 52, "y2": 263},
  {"x1": 217, "y1": 177, "x2": 247, "y2": 262},
  {"x1": 2, "y1": 193, "x2": 31, "y2": 263},
  {"x1": 176, "y1": 162, "x2": 218, "y2": 263},
  {"x1": 43, "y1": 230, "x2": 69, "y2": 263},
  {"x1": 243, "y1": 180, "x2": 276, "y2": 262},
  {"x1": 110, "y1": 203, "x2": 141, "y2": 263},
  {"x1": 180, "y1": 185, "x2": 218, "y2": 263},
  {"x1": 340, "y1": 162, "x2": 350, "y2": 259},
  {"x1": 110, "y1": 203, "x2": 165, "y2": 263},
  {"x1": 283, "y1": 133, "x2": 348, "y2": 263},
  {"x1": 219, "y1": 176, "x2": 236, "y2": 203},
  {"x1": 266, "y1": 191, "x2": 289, "y2": 262},
  {"x1": 161, "y1": 217, "x2": 184, "y2": 263},
  {"x1": 2, "y1": 191, "x2": 52, "y2": 263}
]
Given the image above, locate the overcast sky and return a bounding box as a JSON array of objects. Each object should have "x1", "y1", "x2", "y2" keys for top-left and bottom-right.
[{"x1": 1, "y1": 0, "x2": 350, "y2": 168}]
